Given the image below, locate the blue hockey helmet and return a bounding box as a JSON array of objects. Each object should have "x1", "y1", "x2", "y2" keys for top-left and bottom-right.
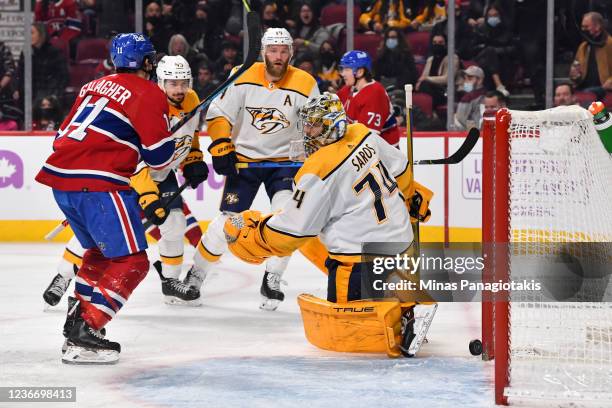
[
  {"x1": 339, "y1": 50, "x2": 372, "y2": 74},
  {"x1": 110, "y1": 33, "x2": 156, "y2": 70}
]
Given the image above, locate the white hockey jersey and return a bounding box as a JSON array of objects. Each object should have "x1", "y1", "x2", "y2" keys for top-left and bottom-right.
[
  {"x1": 262, "y1": 123, "x2": 414, "y2": 256},
  {"x1": 206, "y1": 62, "x2": 319, "y2": 160}
]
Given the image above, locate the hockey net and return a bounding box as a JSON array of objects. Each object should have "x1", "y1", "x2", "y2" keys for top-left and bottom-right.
[{"x1": 481, "y1": 106, "x2": 612, "y2": 406}]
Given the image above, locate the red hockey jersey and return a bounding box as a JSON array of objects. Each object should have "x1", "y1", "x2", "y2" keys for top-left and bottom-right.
[
  {"x1": 337, "y1": 81, "x2": 400, "y2": 147},
  {"x1": 36, "y1": 74, "x2": 174, "y2": 191},
  {"x1": 35, "y1": 0, "x2": 82, "y2": 42}
]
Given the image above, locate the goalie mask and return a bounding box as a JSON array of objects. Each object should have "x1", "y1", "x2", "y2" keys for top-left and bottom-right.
[{"x1": 297, "y1": 93, "x2": 347, "y2": 157}]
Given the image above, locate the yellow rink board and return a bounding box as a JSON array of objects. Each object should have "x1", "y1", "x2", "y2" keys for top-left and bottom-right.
[{"x1": 0, "y1": 221, "x2": 482, "y2": 243}]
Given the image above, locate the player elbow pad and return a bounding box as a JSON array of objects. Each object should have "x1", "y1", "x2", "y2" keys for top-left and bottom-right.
[
  {"x1": 129, "y1": 167, "x2": 159, "y2": 196},
  {"x1": 208, "y1": 138, "x2": 236, "y2": 157}
]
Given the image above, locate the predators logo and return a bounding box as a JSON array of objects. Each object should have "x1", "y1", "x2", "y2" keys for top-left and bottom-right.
[{"x1": 246, "y1": 107, "x2": 290, "y2": 134}]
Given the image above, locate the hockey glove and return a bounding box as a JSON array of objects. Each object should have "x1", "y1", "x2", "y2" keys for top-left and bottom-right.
[
  {"x1": 139, "y1": 192, "x2": 168, "y2": 226},
  {"x1": 408, "y1": 182, "x2": 433, "y2": 223},
  {"x1": 208, "y1": 138, "x2": 238, "y2": 176},
  {"x1": 181, "y1": 149, "x2": 209, "y2": 188},
  {"x1": 224, "y1": 210, "x2": 272, "y2": 264}
]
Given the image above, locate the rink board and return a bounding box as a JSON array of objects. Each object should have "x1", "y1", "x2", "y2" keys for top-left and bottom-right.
[{"x1": 0, "y1": 132, "x2": 482, "y2": 242}]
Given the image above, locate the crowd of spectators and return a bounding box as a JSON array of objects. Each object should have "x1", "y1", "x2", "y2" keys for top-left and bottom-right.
[{"x1": 0, "y1": 0, "x2": 611, "y2": 131}]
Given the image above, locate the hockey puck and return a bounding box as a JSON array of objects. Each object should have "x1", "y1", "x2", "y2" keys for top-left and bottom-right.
[{"x1": 469, "y1": 339, "x2": 483, "y2": 356}]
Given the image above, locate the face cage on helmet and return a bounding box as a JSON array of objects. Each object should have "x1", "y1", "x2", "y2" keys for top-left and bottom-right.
[{"x1": 298, "y1": 111, "x2": 343, "y2": 157}]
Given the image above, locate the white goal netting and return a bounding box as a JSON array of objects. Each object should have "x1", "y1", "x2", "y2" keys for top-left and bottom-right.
[{"x1": 503, "y1": 106, "x2": 612, "y2": 406}]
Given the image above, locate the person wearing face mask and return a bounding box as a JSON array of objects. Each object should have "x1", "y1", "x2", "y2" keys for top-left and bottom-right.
[
  {"x1": 415, "y1": 34, "x2": 461, "y2": 110},
  {"x1": 32, "y1": 95, "x2": 62, "y2": 131},
  {"x1": 316, "y1": 40, "x2": 341, "y2": 92},
  {"x1": 570, "y1": 12, "x2": 612, "y2": 99},
  {"x1": 454, "y1": 65, "x2": 486, "y2": 130},
  {"x1": 374, "y1": 28, "x2": 418, "y2": 90},
  {"x1": 291, "y1": 2, "x2": 330, "y2": 60},
  {"x1": 144, "y1": 0, "x2": 171, "y2": 53},
  {"x1": 470, "y1": 3, "x2": 515, "y2": 97}
]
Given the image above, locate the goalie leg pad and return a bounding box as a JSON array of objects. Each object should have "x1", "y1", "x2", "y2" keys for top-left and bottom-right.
[{"x1": 297, "y1": 294, "x2": 403, "y2": 358}]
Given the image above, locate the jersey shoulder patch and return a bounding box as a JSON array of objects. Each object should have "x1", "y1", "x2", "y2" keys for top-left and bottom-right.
[{"x1": 296, "y1": 123, "x2": 371, "y2": 182}]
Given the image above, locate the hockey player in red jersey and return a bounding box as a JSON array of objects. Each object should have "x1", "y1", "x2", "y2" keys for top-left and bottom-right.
[
  {"x1": 337, "y1": 50, "x2": 400, "y2": 147},
  {"x1": 36, "y1": 33, "x2": 175, "y2": 364}
]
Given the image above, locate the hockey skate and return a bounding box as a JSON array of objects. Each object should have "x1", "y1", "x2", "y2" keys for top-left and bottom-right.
[
  {"x1": 43, "y1": 266, "x2": 77, "y2": 306},
  {"x1": 154, "y1": 261, "x2": 202, "y2": 306},
  {"x1": 183, "y1": 264, "x2": 207, "y2": 290},
  {"x1": 260, "y1": 271, "x2": 286, "y2": 311},
  {"x1": 400, "y1": 303, "x2": 438, "y2": 357},
  {"x1": 61, "y1": 296, "x2": 105, "y2": 354},
  {"x1": 62, "y1": 317, "x2": 120, "y2": 365}
]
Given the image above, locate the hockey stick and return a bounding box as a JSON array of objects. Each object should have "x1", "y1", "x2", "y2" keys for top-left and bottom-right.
[
  {"x1": 234, "y1": 127, "x2": 480, "y2": 169},
  {"x1": 44, "y1": 219, "x2": 70, "y2": 241},
  {"x1": 413, "y1": 127, "x2": 480, "y2": 165},
  {"x1": 167, "y1": 11, "x2": 261, "y2": 135}
]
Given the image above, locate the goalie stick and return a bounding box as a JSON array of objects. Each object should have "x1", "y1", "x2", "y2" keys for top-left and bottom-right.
[
  {"x1": 44, "y1": 12, "x2": 262, "y2": 240},
  {"x1": 234, "y1": 127, "x2": 480, "y2": 169}
]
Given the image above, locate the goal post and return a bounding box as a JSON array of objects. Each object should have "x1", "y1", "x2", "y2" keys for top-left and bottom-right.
[{"x1": 481, "y1": 106, "x2": 612, "y2": 406}]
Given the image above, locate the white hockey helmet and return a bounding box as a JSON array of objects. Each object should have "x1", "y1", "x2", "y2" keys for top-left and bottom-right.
[
  {"x1": 261, "y1": 27, "x2": 293, "y2": 56},
  {"x1": 156, "y1": 55, "x2": 192, "y2": 89}
]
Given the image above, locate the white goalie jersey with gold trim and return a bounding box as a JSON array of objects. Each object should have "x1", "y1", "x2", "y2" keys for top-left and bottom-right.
[
  {"x1": 206, "y1": 62, "x2": 319, "y2": 160},
  {"x1": 265, "y1": 123, "x2": 414, "y2": 255}
]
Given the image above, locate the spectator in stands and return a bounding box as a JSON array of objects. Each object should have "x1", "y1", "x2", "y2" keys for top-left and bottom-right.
[
  {"x1": 374, "y1": 27, "x2": 418, "y2": 89},
  {"x1": 359, "y1": 0, "x2": 411, "y2": 33},
  {"x1": 316, "y1": 40, "x2": 341, "y2": 92},
  {"x1": 194, "y1": 63, "x2": 218, "y2": 101},
  {"x1": 478, "y1": 89, "x2": 507, "y2": 126},
  {"x1": 292, "y1": 2, "x2": 330, "y2": 60},
  {"x1": 14, "y1": 24, "x2": 69, "y2": 110},
  {"x1": 569, "y1": 12, "x2": 612, "y2": 100},
  {"x1": 553, "y1": 83, "x2": 578, "y2": 107},
  {"x1": 32, "y1": 95, "x2": 62, "y2": 131},
  {"x1": 145, "y1": 0, "x2": 171, "y2": 52},
  {"x1": 168, "y1": 33, "x2": 207, "y2": 76},
  {"x1": 0, "y1": 41, "x2": 15, "y2": 101},
  {"x1": 261, "y1": 1, "x2": 283, "y2": 30},
  {"x1": 470, "y1": 2, "x2": 514, "y2": 97},
  {"x1": 431, "y1": 3, "x2": 475, "y2": 60},
  {"x1": 407, "y1": 0, "x2": 447, "y2": 31},
  {"x1": 295, "y1": 53, "x2": 317, "y2": 78},
  {"x1": 415, "y1": 34, "x2": 460, "y2": 109},
  {"x1": 214, "y1": 41, "x2": 240, "y2": 81},
  {"x1": 455, "y1": 65, "x2": 486, "y2": 130},
  {"x1": 34, "y1": 0, "x2": 82, "y2": 43},
  {"x1": 187, "y1": 2, "x2": 225, "y2": 62}
]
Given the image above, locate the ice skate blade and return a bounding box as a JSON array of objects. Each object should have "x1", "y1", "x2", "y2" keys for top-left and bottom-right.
[
  {"x1": 163, "y1": 296, "x2": 202, "y2": 307},
  {"x1": 61, "y1": 346, "x2": 119, "y2": 365},
  {"x1": 259, "y1": 297, "x2": 281, "y2": 311}
]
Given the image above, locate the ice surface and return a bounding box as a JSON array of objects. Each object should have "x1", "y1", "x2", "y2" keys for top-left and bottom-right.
[{"x1": 0, "y1": 243, "x2": 494, "y2": 408}]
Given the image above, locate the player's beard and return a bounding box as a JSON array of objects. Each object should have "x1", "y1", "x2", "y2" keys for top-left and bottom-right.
[
  {"x1": 265, "y1": 56, "x2": 288, "y2": 80},
  {"x1": 168, "y1": 93, "x2": 185, "y2": 106}
]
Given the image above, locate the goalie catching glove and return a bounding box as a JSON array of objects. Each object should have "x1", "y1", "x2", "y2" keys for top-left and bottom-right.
[
  {"x1": 139, "y1": 192, "x2": 168, "y2": 225},
  {"x1": 223, "y1": 210, "x2": 278, "y2": 264},
  {"x1": 208, "y1": 138, "x2": 238, "y2": 176},
  {"x1": 408, "y1": 182, "x2": 433, "y2": 223},
  {"x1": 181, "y1": 148, "x2": 208, "y2": 188}
]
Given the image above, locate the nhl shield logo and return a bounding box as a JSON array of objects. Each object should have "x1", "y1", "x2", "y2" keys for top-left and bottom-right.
[
  {"x1": 224, "y1": 192, "x2": 239, "y2": 205},
  {"x1": 246, "y1": 107, "x2": 290, "y2": 134}
]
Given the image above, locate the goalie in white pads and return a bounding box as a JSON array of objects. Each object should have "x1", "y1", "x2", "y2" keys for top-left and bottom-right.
[
  {"x1": 188, "y1": 27, "x2": 319, "y2": 311},
  {"x1": 223, "y1": 93, "x2": 437, "y2": 357}
]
